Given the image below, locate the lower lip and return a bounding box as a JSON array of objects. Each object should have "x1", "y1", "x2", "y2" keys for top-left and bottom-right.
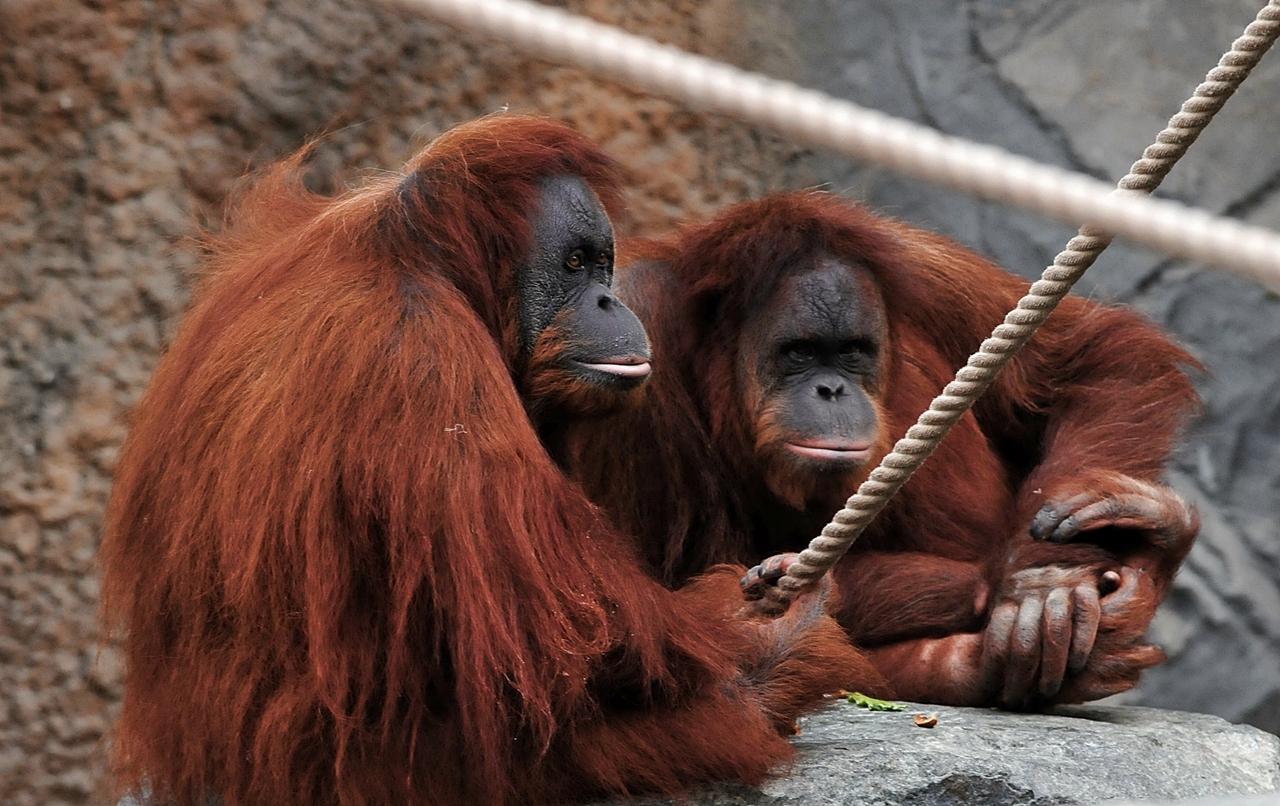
[
  {"x1": 578, "y1": 360, "x2": 652, "y2": 379},
  {"x1": 786, "y1": 443, "x2": 873, "y2": 462}
]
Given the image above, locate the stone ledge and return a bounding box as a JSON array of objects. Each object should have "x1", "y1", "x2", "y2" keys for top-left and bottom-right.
[{"x1": 610, "y1": 703, "x2": 1280, "y2": 806}]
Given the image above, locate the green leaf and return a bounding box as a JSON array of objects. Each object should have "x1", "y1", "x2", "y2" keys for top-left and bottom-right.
[{"x1": 845, "y1": 691, "x2": 908, "y2": 711}]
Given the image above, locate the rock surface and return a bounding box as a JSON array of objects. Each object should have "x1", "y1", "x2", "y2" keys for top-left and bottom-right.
[
  {"x1": 1109, "y1": 797, "x2": 1280, "y2": 806},
  {"x1": 616, "y1": 703, "x2": 1280, "y2": 806}
]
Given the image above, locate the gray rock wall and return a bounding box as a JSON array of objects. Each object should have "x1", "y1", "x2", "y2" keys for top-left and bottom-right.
[{"x1": 791, "y1": 0, "x2": 1280, "y2": 735}]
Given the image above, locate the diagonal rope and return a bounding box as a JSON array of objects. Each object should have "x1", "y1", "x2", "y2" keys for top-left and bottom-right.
[
  {"x1": 401, "y1": 0, "x2": 1280, "y2": 292},
  {"x1": 762, "y1": 0, "x2": 1280, "y2": 609}
]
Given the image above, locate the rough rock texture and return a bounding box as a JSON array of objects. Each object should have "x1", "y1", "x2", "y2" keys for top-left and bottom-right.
[
  {"x1": 112, "y1": 704, "x2": 1280, "y2": 806},
  {"x1": 5, "y1": 0, "x2": 1280, "y2": 804},
  {"x1": 1108, "y1": 797, "x2": 1280, "y2": 806},
  {"x1": 793, "y1": 0, "x2": 1280, "y2": 735},
  {"x1": 613, "y1": 702, "x2": 1280, "y2": 805}
]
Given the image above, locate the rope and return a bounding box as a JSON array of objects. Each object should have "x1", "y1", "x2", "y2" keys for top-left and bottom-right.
[
  {"x1": 760, "y1": 0, "x2": 1280, "y2": 610},
  {"x1": 402, "y1": 0, "x2": 1280, "y2": 293}
]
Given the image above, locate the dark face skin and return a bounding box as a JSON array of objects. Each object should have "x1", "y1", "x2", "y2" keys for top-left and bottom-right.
[
  {"x1": 519, "y1": 175, "x2": 651, "y2": 392},
  {"x1": 740, "y1": 256, "x2": 887, "y2": 507}
]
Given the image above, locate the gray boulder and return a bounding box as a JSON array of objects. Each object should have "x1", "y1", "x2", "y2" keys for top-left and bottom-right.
[
  {"x1": 1108, "y1": 796, "x2": 1280, "y2": 806},
  {"x1": 615, "y1": 702, "x2": 1280, "y2": 805},
  {"x1": 115, "y1": 703, "x2": 1280, "y2": 805}
]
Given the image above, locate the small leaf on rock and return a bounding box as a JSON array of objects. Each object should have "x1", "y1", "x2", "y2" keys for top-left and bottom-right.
[{"x1": 844, "y1": 691, "x2": 908, "y2": 711}]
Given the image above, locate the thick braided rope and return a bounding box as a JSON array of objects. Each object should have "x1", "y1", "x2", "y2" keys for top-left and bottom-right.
[
  {"x1": 767, "y1": 0, "x2": 1280, "y2": 606},
  {"x1": 404, "y1": 0, "x2": 1280, "y2": 292}
]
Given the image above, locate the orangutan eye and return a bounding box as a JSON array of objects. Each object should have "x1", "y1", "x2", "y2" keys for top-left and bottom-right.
[
  {"x1": 596, "y1": 251, "x2": 611, "y2": 267},
  {"x1": 839, "y1": 339, "x2": 877, "y2": 360},
  {"x1": 566, "y1": 250, "x2": 585, "y2": 270},
  {"x1": 783, "y1": 343, "x2": 816, "y2": 364}
]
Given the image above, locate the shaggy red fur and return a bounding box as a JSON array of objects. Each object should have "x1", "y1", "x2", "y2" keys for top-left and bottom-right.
[
  {"x1": 563, "y1": 191, "x2": 1201, "y2": 708},
  {"x1": 99, "y1": 120, "x2": 879, "y2": 806}
]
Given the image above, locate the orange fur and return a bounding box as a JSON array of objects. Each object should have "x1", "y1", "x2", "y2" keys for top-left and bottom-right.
[
  {"x1": 563, "y1": 191, "x2": 1201, "y2": 707},
  {"x1": 99, "y1": 121, "x2": 868, "y2": 806}
]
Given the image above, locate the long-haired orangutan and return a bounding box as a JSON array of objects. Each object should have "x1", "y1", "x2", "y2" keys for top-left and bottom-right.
[
  {"x1": 99, "y1": 120, "x2": 883, "y2": 806},
  {"x1": 564, "y1": 191, "x2": 1200, "y2": 710}
]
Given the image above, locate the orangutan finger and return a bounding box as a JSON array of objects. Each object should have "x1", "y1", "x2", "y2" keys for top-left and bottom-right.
[
  {"x1": 1066, "y1": 488, "x2": 1197, "y2": 550},
  {"x1": 1068, "y1": 582, "x2": 1100, "y2": 674},
  {"x1": 1031, "y1": 494, "x2": 1095, "y2": 542},
  {"x1": 741, "y1": 567, "x2": 767, "y2": 600},
  {"x1": 1099, "y1": 566, "x2": 1144, "y2": 616},
  {"x1": 1038, "y1": 586, "x2": 1073, "y2": 699},
  {"x1": 1065, "y1": 494, "x2": 1164, "y2": 532},
  {"x1": 742, "y1": 553, "x2": 803, "y2": 599},
  {"x1": 981, "y1": 601, "x2": 1018, "y2": 702},
  {"x1": 761, "y1": 553, "x2": 795, "y2": 580},
  {"x1": 1099, "y1": 570, "x2": 1122, "y2": 596},
  {"x1": 1002, "y1": 597, "x2": 1045, "y2": 709}
]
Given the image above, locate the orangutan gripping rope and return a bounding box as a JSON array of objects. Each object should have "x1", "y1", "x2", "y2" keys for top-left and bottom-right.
[{"x1": 562, "y1": 191, "x2": 1199, "y2": 710}]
